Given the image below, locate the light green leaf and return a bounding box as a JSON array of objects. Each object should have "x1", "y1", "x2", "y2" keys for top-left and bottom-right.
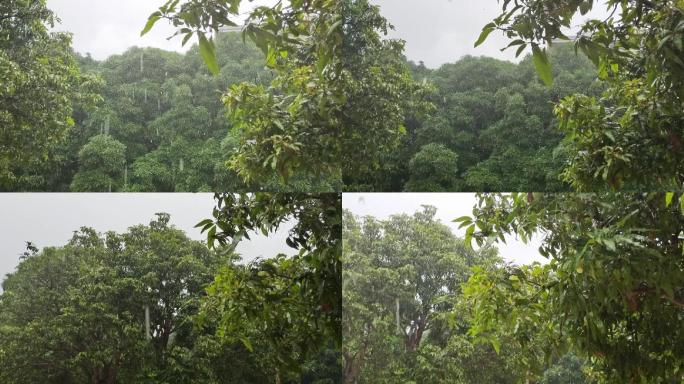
[
  {"x1": 475, "y1": 23, "x2": 496, "y2": 47},
  {"x1": 531, "y1": 44, "x2": 553, "y2": 86},
  {"x1": 140, "y1": 12, "x2": 161, "y2": 37},
  {"x1": 198, "y1": 33, "x2": 219, "y2": 75},
  {"x1": 240, "y1": 337, "x2": 254, "y2": 352},
  {"x1": 665, "y1": 192, "x2": 674, "y2": 207},
  {"x1": 491, "y1": 338, "x2": 501, "y2": 354}
]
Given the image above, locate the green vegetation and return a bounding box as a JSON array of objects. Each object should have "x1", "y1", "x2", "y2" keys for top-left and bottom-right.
[
  {"x1": 458, "y1": 192, "x2": 684, "y2": 383},
  {"x1": 343, "y1": 207, "x2": 594, "y2": 383},
  {"x1": 480, "y1": 0, "x2": 684, "y2": 190},
  {"x1": 345, "y1": 0, "x2": 683, "y2": 191},
  {"x1": 359, "y1": 47, "x2": 600, "y2": 191},
  {"x1": 5, "y1": 30, "x2": 339, "y2": 191},
  {"x1": 143, "y1": 0, "x2": 344, "y2": 188},
  {"x1": 0, "y1": 0, "x2": 101, "y2": 189},
  {"x1": 4, "y1": 0, "x2": 679, "y2": 191},
  {"x1": 0, "y1": 193, "x2": 343, "y2": 383},
  {"x1": 2, "y1": 0, "x2": 342, "y2": 191}
]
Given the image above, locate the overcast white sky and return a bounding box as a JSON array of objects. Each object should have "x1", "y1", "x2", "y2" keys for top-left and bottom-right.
[
  {"x1": 46, "y1": 0, "x2": 610, "y2": 65},
  {"x1": 47, "y1": 0, "x2": 277, "y2": 60},
  {"x1": 343, "y1": 193, "x2": 546, "y2": 266},
  {"x1": 0, "y1": 194, "x2": 293, "y2": 289},
  {"x1": 371, "y1": 0, "x2": 611, "y2": 68}
]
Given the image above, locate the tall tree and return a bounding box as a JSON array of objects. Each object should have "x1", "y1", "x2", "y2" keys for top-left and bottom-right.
[
  {"x1": 70, "y1": 134, "x2": 126, "y2": 192},
  {"x1": 342, "y1": 207, "x2": 517, "y2": 383},
  {"x1": 0, "y1": 0, "x2": 100, "y2": 189},
  {"x1": 0, "y1": 214, "x2": 272, "y2": 383},
  {"x1": 196, "y1": 192, "x2": 343, "y2": 382},
  {"x1": 340, "y1": 0, "x2": 434, "y2": 191},
  {"x1": 459, "y1": 192, "x2": 684, "y2": 383},
  {"x1": 478, "y1": 0, "x2": 684, "y2": 189}
]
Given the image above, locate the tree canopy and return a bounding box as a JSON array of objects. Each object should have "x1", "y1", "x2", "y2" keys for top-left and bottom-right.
[
  {"x1": 0, "y1": 0, "x2": 101, "y2": 189},
  {"x1": 343, "y1": 206, "x2": 594, "y2": 383},
  {"x1": 458, "y1": 192, "x2": 684, "y2": 383},
  {"x1": 478, "y1": 0, "x2": 684, "y2": 190},
  {"x1": 0, "y1": 209, "x2": 342, "y2": 383}
]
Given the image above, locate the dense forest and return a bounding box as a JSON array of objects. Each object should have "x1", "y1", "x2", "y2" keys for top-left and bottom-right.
[
  {"x1": 1, "y1": 0, "x2": 683, "y2": 382},
  {"x1": 1, "y1": 0, "x2": 343, "y2": 191},
  {"x1": 344, "y1": 192, "x2": 684, "y2": 383},
  {"x1": 3, "y1": 0, "x2": 681, "y2": 191},
  {"x1": 343, "y1": 207, "x2": 593, "y2": 383},
  {"x1": 343, "y1": 0, "x2": 683, "y2": 191},
  {"x1": 9, "y1": 36, "x2": 599, "y2": 192},
  {"x1": 0, "y1": 193, "x2": 343, "y2": 383},
  {"x1": 6, "y1": 32, "x2": 340, "y2": 192},
  {"x1": 345, "y1": 45, "x2": 601, "y2": 191}
]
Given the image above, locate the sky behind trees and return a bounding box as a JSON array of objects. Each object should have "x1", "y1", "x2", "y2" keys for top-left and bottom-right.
[
  {"x1": 47, "y1": 0, "x2": 276, "y2": 60},
  {"x1": 343, "y1": 193, "x2": 546, "y2": 265},
  {"x1": 371, "y1": 0, "x2": 611, "y2": 67},
  {"x1": 46, "y1": 0, "x2": 610, "y2": 66},
  {"x1": 0, "y1": 194, "x2": 293, "y2": 290}
]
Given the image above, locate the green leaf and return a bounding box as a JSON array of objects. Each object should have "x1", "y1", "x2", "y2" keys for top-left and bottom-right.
[
  {"x1": 181, "y1": 32, "x2": 193, "y2": 47},
  {"x1": 491, "y1": 338, "x2": 501, "y2": 354},
  {"x1": 140, "y1": 12, "x2": 161, "y2": 37},
  {"x1": 194, "y1": 219, "x2": 213, "y2": 228},
  {"x1": 453, "y1": 215, "x2": 472, "y2": 223},
  {"x1": 515, "y1": 43, "x2": 527, "y2": 57},
  {"x1": 198, "y1": 33, "x2": 219, "y2": 75},
  {"x1": 465, "y1": 225, "x2": 475, "y2": 247},
  {"x1": 531, "y1": 44, "x2": 553, "y2": 86},
  {"x1": 240, "y1": 337, "x2": 254, "y2": 352},
  {"x1": 475, "y1": 23, "x2": 496, "y2": 47},
  {"x1": 665, "y1": 192, "x2": 674, "y2": 207},
  {"x1": 603, "y1": 238, "x2": 616, "y2": 252}
]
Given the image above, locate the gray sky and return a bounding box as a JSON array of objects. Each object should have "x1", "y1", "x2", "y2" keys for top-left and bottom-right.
[
  {"x1": 45, "y1": 0, "x2": 610, "y2": 65},
  {"x1": 0, "y1": 194, "x2": 293, "y2": 288},
  {"x1": 371, "y1": 0, "x2": 611, "y2": 68},
  {"x1": 47, "y1": 0, "x2": 276, "y2": 60},
  {"x1": 343, "y1": 193, "x2": 546, "y2": 266}
]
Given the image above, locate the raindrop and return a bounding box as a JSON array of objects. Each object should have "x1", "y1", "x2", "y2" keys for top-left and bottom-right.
[
  {"x1": 144, "y1": 305, "x2": 151, "y2": 340},
  {"x1": 104, "y1": 115, "x2": 110, "y2": 136}
]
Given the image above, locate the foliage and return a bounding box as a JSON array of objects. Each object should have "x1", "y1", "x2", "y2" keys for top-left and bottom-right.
[
  {"x1": 480, "y1": 0, "x2": 684, "y2": 190},
  {"x1": 541, "y1": 354, "x2": 592, "y2": 384},
  {"x1": 0, "y1": 211, "x2": 341, "y2": 383},
  {"x1": 404, "y1": 143, "x2": 459, "y2": 192},
  {"x1": 196, "y1": 192, "x2": 342, "y2": 381},
  {"x1": 0, "y1": 0, "x2": 101, "y2": 189},
  {"x1": 340, "y1": 0, "x2": 435, "y2": 190},
  {"x1": 0, "y1": 214, "x2": 233, "y2": 383},
  {"x1": 145, "y1": 0, "x2": 344, "y2": 187},
  {"x1": 146, "y1": 0, "x2": 434, "y2": 190},
  {"x1": 70, "y1": 134, "x2": 126, "y2": 191},
  {"x1": 342, "y1": 207, "x2": 524, "y2": 383},
  {"x1": 8, "y1": 32, "x2": 293, "y2": 191},
  {"x1": 360, "y1": 45, "x2": 599, "y2": 191},
  {"x1": 458, "y1": 192, "x2": 684, "y2": 383}
]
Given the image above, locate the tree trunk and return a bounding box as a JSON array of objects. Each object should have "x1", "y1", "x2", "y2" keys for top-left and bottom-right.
[
  {"x1": 343, "y1": 338, "x2": 370, "y2": 384},
  {"x1": 395, "y1": 297, "x2": 401, "y2": 334},
  {"x1": 343, "y1": 351, "x2": 364, "y2": 384}
]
